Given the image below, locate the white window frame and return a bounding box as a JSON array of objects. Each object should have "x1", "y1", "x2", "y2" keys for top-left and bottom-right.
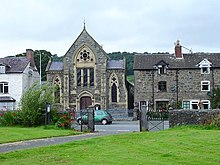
[
  {"x1": 196, "y1": 59, "x2": 212, "y2": 75},
  {"x1": 201, "y1": 81, "x2": 210, "y2": 91},
  {"x1": 201, "y1": 100, "x2": 210, "y2": 109},
  {"x1": 182, "y1": 100, "x2": 210, "y2": 110},
  {"x1": 157, "y1": 65, "x2": 167, "y2": 74},
  {"x1": 201, "y1": 64, "x2": 210, "y2": 74},
  {"x1": 0, "y1": 82, "x2": 9, "y2": 94},
  {"x1": 139, "y1": 101, "x2": 148, "y2": 111},
  {"x1": 0, "y1": 66, "x2": 6, "y2": 73}
]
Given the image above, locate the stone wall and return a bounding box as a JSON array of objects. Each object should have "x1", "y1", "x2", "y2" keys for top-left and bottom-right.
[{"x1": 169, "y1": 109, "x2": 220, "y2": 127}]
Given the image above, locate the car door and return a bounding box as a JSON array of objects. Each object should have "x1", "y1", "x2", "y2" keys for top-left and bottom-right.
[{"x1": 94, "y1": 111, "x2": 103, "y2": 122}]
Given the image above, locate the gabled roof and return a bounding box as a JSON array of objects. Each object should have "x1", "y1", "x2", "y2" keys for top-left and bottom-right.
[
  {"x1": 107, "y1": 60, "x2": 125, "y2": 69},
  {"x1": 64, "y1": 26, "x2": 109, "y2": 59},
  {"x1": 133, "y1": 53, "x2": 220, "y2": 70},
  {"x1": 0, "y1": 57, "x2": 30, "y2": 73}
]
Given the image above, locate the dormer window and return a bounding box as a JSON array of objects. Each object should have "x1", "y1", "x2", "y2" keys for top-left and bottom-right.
[
  {"x1": 0, "y1": 65, "x2": 6, "y2": 74},
  {"x1": 201, "y1": 65, "x2": 210, "y2": 74},
  {"x1": 155, "y1": 60, "x2": 169, "y2": 75},
  {"x1": 158, "y1": 65, "x2": 166, "y2": 74},
  {"x1": 196, "y1": 59, "x2": 212, "y2": 74}
]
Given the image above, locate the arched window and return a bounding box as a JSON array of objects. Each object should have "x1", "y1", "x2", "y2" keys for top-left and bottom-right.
[
  {"x1": 53, "y1": 76, "x2": 61, "y2": 103},
  {"x1": 112, "y1": 83, "x2": 117, "y2": 102},
  {"x1": 54, "y1": 85, "x2": 60, "y2": 103},
  {"x1": 110, "y1": 75, "x2": 118, "y2": 103}
]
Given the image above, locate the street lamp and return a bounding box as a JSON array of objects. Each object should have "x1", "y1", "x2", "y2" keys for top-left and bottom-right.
[{"x1": 39, "y1": 51, "x2": 42, "y2": 86}]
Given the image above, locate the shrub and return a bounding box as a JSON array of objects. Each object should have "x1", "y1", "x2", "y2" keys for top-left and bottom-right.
[
  {"x1": 204, "y1": 114, "x2": 220, "y2": 128},
  {"x1": 0, "y1": 111, "x2": 15, "y2": 126},
  {"x1": 55, "y1": 112, "x2": 72, "y2": 129},
  {"x1": 209, "y1": 115, "x2": 220, "y2": 127},
  {"x1": 19, "y1": 83, "x2": 54, "y2": 127}
]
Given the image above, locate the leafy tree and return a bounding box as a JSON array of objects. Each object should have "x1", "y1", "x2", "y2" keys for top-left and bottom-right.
[
  {"x1": 18, "y1": 83, "x2": 54, "y2": 127},
  {"x1": 210, "y1": 88, "x2": 220, "y2": 109}
]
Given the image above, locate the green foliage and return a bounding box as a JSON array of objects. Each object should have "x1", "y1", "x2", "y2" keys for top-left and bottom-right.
[
  {"x1": 19, "y1": 83, "x2": 54, "y2": 127},
  {"x1": 210, "y1": 115, "x2": 220, "y2": 127},
  {"x1": 210, "y1": 87, "x2": 220, "y2": 109},
  {"x1": 0, "y1": 112, "x2": 15, "y2": 126},
  {"x1": 203, "y1": 114, "x2": 220, "y2": 128},
  {"x1": 55, "y1": 112, "x2": 73, "y2": 129}
]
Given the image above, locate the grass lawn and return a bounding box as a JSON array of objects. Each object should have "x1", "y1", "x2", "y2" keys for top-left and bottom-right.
[
  {"x1": 0, "y1": 126, "x2": 81, "y2": 144},
  {"x1": 0, "y1": 126, "x2": 220, "y2": 165}
]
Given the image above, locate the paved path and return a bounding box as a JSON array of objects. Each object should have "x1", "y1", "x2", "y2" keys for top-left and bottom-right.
[{"x1": 0, "y1": 131, "x2": 123, "y2": 153}]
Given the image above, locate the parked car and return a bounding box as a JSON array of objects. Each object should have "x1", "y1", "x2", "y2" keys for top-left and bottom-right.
[{"x1": 77, "y1": 110, "x2": 113, "y2": 125}]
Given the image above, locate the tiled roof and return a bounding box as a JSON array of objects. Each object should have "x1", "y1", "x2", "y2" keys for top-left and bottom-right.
[
  {"x1": 107, "y1": 60, "x2": 124, "y2": 69},
  {"x1": 0, "y1": 57, "x2": 29, "y2": 73},
  {"x1": 133, "y1": 53, "x2": 220, "y2": 70},
  {"x1": 48, "y1": 61, "x2": 64, "y2": 71}
]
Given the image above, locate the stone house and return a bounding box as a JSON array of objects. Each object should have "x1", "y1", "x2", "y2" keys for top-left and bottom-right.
[
  {"x1": 133, "y1": 40, "x2": 220, "y2": 112},
  {"x1": 0, "y1": 49, "x2": 39, "y2": 110},
  {"x1": 46, "y1": 26, "x2": 131, "y2": 112}
]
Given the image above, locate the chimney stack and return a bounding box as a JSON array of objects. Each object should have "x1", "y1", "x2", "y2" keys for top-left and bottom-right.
[
  {"x1": 175, "y1": 40, "x2": 183, "y2": 58},
  {"x1": 26, "y1": 49, "x2": 35, "y2": 67}
]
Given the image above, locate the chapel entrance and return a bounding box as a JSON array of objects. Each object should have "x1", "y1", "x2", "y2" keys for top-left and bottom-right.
[{"x1": 80, "y1": 96, "x2": 92, "y2": 110}]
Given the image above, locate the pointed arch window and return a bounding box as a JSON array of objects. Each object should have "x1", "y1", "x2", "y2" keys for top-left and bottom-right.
[
  {"x1": 53, "y1": 76, "x2": 61, "y2": 103},
  {"x1": 110, "y1": 76, "x2": 118, "y2": 103},
  {"x1": 112, "y1": 83, "x2": 117, "y2": 102}
]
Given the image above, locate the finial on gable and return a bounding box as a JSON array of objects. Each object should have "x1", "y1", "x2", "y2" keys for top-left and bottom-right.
[{"x1": 83, "y1": 18, "x2": 86, "y2": 30}]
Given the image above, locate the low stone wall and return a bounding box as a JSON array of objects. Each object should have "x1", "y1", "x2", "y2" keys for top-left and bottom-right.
[{"x1": 169, "y1": 109, "x2": 220, "y2": 127}]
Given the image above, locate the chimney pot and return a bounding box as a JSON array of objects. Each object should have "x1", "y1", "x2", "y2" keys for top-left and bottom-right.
[
  {"x1": 26, "y1": 49, "x2": 35, "y2": 67},
  {"x1": 175, "y1": 40, "x2": 183, "y2": 58}
]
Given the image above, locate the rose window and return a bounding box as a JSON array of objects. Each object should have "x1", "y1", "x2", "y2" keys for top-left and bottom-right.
[{"x1": 80, "y1": 50, "x2": 90, "y2": 61}]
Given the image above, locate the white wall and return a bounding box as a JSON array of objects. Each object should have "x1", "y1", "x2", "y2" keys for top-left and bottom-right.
[
  {"x1": 0, "y1": 62, "x2": 40, "y2": 109},
  {"x1": 0, "y1": 73, "x2": 23, "y2": 108}
]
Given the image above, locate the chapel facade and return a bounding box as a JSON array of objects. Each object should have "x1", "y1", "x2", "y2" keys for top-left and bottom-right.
[{"x1": 46, "y1": 26, "x2": 129, "y2": 112}]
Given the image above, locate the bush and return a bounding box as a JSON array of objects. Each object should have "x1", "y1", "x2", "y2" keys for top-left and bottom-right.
[
  {"x1": 55, "y1": 112, "x2": 72, "y2": 129},
  {"x1": 19, "y1": 83, "x2": 54, "y2": 127},
  {"x1": 0, "y1": 111, "x2": 15, "y2": 126},
  {"x1": 209, "y1": 115, "x2": 220, "y2": 127},
  {"x1": 204, "y1": 114, "x2": 220, "y2": 128}
]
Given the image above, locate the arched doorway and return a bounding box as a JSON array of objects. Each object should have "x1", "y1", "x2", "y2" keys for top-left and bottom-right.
[{"x1": 80, "y1": 96, "x2": 92, "y2": 110}]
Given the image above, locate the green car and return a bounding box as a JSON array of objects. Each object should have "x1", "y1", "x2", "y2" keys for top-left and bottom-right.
[{"x1": 77, "y1": 110, "x2": 113, "y2": 125}]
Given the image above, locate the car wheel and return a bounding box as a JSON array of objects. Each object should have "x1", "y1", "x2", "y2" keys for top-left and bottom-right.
[{"x1": 101, "y1": 119, "x2": 108, "y2": 125}]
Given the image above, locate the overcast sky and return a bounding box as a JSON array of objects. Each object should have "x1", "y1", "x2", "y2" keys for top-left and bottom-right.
[{"x1": 0, "y1": 0, "x2": 220, "y2": 57}]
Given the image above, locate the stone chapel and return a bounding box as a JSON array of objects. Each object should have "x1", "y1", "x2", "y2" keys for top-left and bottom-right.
[{"x1": 46, "y1": 25, "x2": 130, "y2": 112}]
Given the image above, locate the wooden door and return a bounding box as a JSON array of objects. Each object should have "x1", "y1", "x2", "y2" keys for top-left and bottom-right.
[{"x1": 80, "y1": 96, "x2": 92, "y2": 110}]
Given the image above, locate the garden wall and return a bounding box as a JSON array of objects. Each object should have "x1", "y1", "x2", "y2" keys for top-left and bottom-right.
[{"x1": 169, "y1": 109, "x2": 220, "y2": 127}]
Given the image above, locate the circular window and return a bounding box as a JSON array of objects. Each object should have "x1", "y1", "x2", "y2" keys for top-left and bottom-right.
[{"x1": 80, "y1": 50, "x2": 90, "y2": 61}]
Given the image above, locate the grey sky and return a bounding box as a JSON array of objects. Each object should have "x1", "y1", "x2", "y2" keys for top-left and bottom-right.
[{"x1": 0, "y1": 0, "x2": 220, "y2": 57}]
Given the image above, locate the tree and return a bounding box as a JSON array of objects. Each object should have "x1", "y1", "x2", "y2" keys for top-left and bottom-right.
[
  {"x1": 18, "y1": 83, "x2": 54, "y2": 127},
  {"x1": 210, "y1": 88, "x2": 220, "y2": 109}
]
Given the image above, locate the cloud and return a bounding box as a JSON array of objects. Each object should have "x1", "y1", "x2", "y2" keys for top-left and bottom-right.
[{"x1": 0, "y1": 0, "x2": 220, "y2": 57}]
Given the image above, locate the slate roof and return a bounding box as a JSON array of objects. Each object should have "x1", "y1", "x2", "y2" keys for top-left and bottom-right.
[
  {"x1": 47, "y1": 60, "x2": 124, "y2": 71},
  {"x1": 133, "y1": 53, "x2": 220, "y2": 70},
  {"x1": 107, "y1": 60, "x2": 125, "y2": 69},
  {"x1": 0, "y1": 57, "x2": 30, "y2": 73},
  {"x1": 47, "y1": 61, "x2": 64, "y2": 71}
]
